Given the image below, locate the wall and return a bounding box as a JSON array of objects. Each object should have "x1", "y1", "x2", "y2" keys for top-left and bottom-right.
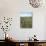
[
  {"x1": 44, "y1": 15, "x2": 46, "y2": 40},
  {"x1": 0, "y1": 0, "x2": 46, "y2": 40}
]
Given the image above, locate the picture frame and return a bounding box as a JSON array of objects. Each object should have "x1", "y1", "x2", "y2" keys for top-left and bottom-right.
[{"x1": 20, "y1": 12, "x2": 33, "y2": 28}]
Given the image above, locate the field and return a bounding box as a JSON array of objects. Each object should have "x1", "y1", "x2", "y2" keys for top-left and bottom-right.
[{"x1": 20, "y1": 17, "x2": 32, "y2": 28}]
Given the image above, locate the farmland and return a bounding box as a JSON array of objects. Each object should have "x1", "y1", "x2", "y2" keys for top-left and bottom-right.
[{"x1": 20, "y1": 17, "x2": 32, "y2": 28}]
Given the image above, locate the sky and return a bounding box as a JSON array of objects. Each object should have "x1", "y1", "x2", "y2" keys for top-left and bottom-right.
[{"x1": 20, "y1": 12, "x2": 32, "y2": 17}]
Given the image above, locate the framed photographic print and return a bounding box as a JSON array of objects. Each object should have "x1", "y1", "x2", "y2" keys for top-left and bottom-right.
[{"x1": 20, "y1": 12, "x2": 32, "y2": 28}]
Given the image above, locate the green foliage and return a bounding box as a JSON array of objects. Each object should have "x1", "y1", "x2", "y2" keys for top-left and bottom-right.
[{"x1": 20, "y1": 17, "x2": 32, "y2": 28}]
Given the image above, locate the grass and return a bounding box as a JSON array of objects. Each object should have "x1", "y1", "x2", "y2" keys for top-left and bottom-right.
[{"x1": 20, "y1": 17, "x2": 32, "y2": 28}]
